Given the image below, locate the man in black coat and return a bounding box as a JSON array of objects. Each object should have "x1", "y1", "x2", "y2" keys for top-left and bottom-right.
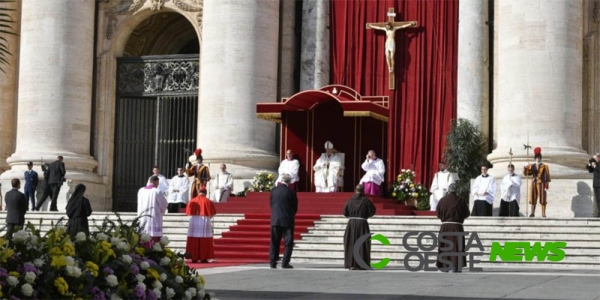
[
  {"x1": 35, "y1": 156, "x2": 66, "y2": 211},
  {"x1": 4, "y1": 179, "x2": 27, "y2": 239},
  {"x1": 587, "y1": 154, "x2": 600, "y2": 217},
  {"x1": 269, "y1": 174, "x2": 298, "y2": 269}
]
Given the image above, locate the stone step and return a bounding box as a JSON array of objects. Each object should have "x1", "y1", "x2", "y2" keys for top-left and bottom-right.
[
  {"x1": 289, "y1": 249, "x2": 600, "y2": 262},
  {"x1": 318, "y1": 216, "x2": 600, "y2": 226},
  {"x1": 303, "y1": 230, "x2": 600, "y2": 240},
  {"x1": 290, "y1": 257, "x2": 600, "y2": 269},
  {"x1": 308, "y1": 224, "x2": 600, "y2": 233}
]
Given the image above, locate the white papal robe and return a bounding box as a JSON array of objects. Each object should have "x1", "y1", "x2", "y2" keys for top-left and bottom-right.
[
  {"x1": 276, "y1": 159, "x2": 300, "y2": 185},
  {"x1": 168, "y1": 175, "x2": 190, "y2": 204},
  {"x1": 359, "y1": 158, "x2": 385, "y2": 185},
  {"x1": 211, "y1": 172, "x2": 234, "y2": 202},
  {"x1": 313, "y1": 153, "x2": 343, "y2": 192},
  {"x1": 137, "y1": 185, "x2": 168, "y2": 237},
  {"x1": 147, "y1": 174, "x2": 169, "y2": 195},
  {"x1": 429, "y1": 170, "x2": 455, "y2": 211}
]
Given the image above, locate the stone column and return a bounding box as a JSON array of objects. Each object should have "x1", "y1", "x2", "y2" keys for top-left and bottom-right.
[
  {"x1": 488, "y1": 0, "x2": 588, "y2": 178},
  {"x1": 457, "y1": 0, "x2": 489, "y2": 134},
  {"x1": 0, "y1": 0, "x2": 21, "y2": 173},
  {"x1": 198, "y1": 0, "x2": 280, "y2": 183},
  {"x1": 0, "y1": 0, "x2": 103, "y2": 211},
  {"x1": 280, "y1": 0, "x2": 298, "y2": 98},
  {"x1": 300, "y1": 0, "x2": 330, "y2": 90}
]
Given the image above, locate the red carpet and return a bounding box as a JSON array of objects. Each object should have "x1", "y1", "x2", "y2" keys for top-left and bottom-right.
[{"x1": 209, "y1": 192, "x2": 425, "y2": 264}]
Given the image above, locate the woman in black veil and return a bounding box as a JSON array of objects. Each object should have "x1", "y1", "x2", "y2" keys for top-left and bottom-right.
[{"x1": 66, "y1": 184, "x2": 93, "y2": 237}]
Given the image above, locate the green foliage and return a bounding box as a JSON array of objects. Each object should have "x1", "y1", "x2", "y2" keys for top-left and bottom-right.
[
  {"x1": 0, "y1": 0, "x2": 18, "y2": 73},
  {"x1": 443, "y1": 118, "x2": 488, "y2": 202}
]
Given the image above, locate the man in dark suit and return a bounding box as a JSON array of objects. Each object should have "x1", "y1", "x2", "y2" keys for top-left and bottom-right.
[
  {"x1": 587, "y1": 154, "x2": 600, "y2": 217},
  {"x1": 24, "y1": 161, "x2": 38, "y2": 210},
  {"x1": 4, "y1": 179, "x2": 27, "y2": 239},
  {"x1": 35, "y1": 156, "x2": 66, "y2": 211},
  {"x1": 269, "y1": 174, "x2": 298, "y2": 269}
]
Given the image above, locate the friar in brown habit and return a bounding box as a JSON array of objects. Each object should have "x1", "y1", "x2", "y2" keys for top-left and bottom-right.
[
  {"x1": 343, "y1": 184, "x2": 376, "y2": 270},
  {"x1": 436, "y1": 183, "x2": 470, "y2": 273}
]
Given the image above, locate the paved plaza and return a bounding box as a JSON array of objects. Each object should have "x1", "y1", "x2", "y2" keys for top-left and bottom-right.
[{"x1": 202, "y1": 263, "x2": 600, "y2": 300}]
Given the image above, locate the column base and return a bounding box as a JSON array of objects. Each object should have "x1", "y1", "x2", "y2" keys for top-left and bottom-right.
[
  {"x1": 0, "y1": 152, "x2": 109, "y2": 212},
  {"x1": 487, "y1": 147, "x2": 590, "y2": 179}
]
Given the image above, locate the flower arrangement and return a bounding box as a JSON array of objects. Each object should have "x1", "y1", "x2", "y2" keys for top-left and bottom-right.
[
  {"x1": 0, "y1": 215, "x2": 212, "y2": 300},
  {"x1": 248, "y1": 170, "x2": 275, "y2": 192},
  {"x1": 389, "y1": 169, "x2": 430, "y2": 209}
]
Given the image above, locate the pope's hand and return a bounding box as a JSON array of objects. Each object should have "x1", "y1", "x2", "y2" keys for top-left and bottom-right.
[{"x1": 186, "y1": 163, "x2": 191, "y2": 169}]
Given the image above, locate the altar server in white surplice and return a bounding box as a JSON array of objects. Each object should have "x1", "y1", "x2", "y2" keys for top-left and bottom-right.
[
  {"x1": 167, "y1": 167, "x2": 190, "y2": 213},
  {"x1": 471, "y1": 165, "x2": 496, "y2": 216},
  {"x1": 499, "y1": 164, "x2": 521, "y2": 217},
  {"x1": 137, "y1": 176, "x2": 168, "y2": 243},
  {"x1": 429, "y1": 161, "x2": 456, "y2": 211},
  {"x1": 313, "y1": 141, "x2": 343, "y2": 193},
  {"x1": 211, "y1": 164, "x2": 234, "y2": 203},
  {"x1": 147, "y1": 166, "x2": 169, "y2": 196},
  {"x1": 276, "y1": 149, "x2": 300, "y2": 190},
  {"x1": 359, "y1": 150, "x2": 385, "y2": 196}
]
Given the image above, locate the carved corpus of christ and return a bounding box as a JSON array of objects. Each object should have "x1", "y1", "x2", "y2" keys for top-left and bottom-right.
[{"x1": 366, "y1": 8, "x2": 417, "y2": 90}]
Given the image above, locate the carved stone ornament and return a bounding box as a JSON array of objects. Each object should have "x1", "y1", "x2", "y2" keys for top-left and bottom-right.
[
  {"x1": 173, "y1": 0, "x2": 203, "y2": 12},
  {"x1": 150, "y1": 0, "x2": 165, "y2": 11}
]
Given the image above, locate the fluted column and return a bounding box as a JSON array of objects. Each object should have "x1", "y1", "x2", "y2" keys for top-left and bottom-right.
[
  {"x1": 300, "y1": 0, "x2": 330, "y2": 90},
  {"x1": 457, "y1": 0, "x2": 489, "y2": 134},
  {"x1": 198, "y1": 0, "x2": 280, "y2": 179},
  {"x1": 0, "y1": 0, "x2": 21, "y2": 173},
  {"x1": 1, "y1": 0, "x2": 103, "y2": 210},
  {"x1": 488, "y1": 0, "x2": 588, "y2": 178}
]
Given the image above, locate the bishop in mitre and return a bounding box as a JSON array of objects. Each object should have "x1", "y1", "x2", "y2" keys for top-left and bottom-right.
[
  {"x1": 211, "y1": 164, "x2": 233, "y2": 203},
  {"x1": 313, "y1": 141, "x2": 343, "y2": 193},
  {"x1": 429, "y1": 161, "x2": 456, "y2": 211},
  {"x1": 471, "y1": 164, "x2": 496, "y2": 216}
]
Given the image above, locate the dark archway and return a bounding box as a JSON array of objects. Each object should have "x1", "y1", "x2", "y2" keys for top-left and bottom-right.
[{"x1": 113, "y1": 13, "x2": 200, "y2": 211}]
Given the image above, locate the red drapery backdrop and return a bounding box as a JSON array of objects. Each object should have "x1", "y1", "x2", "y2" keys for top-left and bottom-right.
[{"x1": 331, "y1": 0, "x2": 458, "y2": 187}]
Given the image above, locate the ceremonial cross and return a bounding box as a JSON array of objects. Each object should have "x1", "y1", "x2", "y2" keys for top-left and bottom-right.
[{"x1": 366, "y1": 8, "x2": 417, "y2": 90}]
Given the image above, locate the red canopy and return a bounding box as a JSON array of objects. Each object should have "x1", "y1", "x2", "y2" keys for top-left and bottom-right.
[{"x1": 256, "y1": 85, "x2": 389, "y2": 123}]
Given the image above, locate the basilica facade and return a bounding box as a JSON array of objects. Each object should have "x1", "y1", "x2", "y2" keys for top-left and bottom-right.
[{"x1": 0, "y1": 0, "x2": 596, "y2": 217}]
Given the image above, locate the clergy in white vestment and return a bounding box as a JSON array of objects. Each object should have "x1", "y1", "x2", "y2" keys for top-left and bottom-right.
[
  {"x1": 471, "y1": 165, "x2": 496, "y2": 216},
  {"x1": 167, "y1": 167, "x2": 190, "y2": 213},
  {"x1": 137, "y1": 176, "x2": 168, "y2": 244},
  {"x1": 429, "y1": 161, "x2": 456, "y2": 211},
  {"x1": 276, "y1": 149, "x2": 300, "y2": 190},
  {"x1": 313, "y1": 141, "x2": 343, "y2": 193},
  {"x1": 499, "y1": 164, "x2": 521, "y2": 217},
  {"x1": 186, "y1": 187, "x2": 216, "y2": 263},
  {"x1": 211, "y1": 164, "x2": 234, "y2": 203},
  {"x1": 147, "y1": 166, "x2": 169, "y2": 196},
  {"x1": 359, "y1": 150, "x2": 385, "y2": 196}
]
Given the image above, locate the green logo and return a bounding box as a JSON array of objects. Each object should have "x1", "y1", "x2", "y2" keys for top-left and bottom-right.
[
  {"x1": 489, "y1": 242, "x2": 567, "y2": 262},
  {"x1": 370, "y1": 234, "x2": 391, "y2": 269}
]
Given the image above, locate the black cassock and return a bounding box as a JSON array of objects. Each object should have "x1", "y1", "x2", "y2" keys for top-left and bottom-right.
[
  {"x1": 66, "y1": 184, "x2": 93, "y2": 237},
  {"x1": 343, "y1": 194, "x2": 376, "y2": 269},
  {"x1": 436, "y1": 192, "x2": 470, "y2": 270}
]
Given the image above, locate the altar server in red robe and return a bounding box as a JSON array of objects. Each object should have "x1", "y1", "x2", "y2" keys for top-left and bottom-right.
[{"x1": 186, "y1": 187, "x2": 217, "y2": 263}]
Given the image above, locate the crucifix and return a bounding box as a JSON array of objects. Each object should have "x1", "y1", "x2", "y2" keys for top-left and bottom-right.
[{"x1": 366, "y1": 8, "x2": 417, "y2": 90}]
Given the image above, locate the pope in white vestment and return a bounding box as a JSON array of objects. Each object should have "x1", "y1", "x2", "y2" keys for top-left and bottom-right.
[
  {"x1": 137, "y1": 177, "x2": 168, "y2": 241},
  {"x1": 211, "y1": 164, "x2": 234, "y2": 203},
  {"x1": 499, "y1": 165, "x2": 521, "y2": 217},
  {"x1": 429, "y1": 162, "x2": 456, "y2": 211},
  {"x1": 471, "y1": 165, "x2": 496, "y2": 216},
  {"x1": 359, "y1": 150, "x2": 385, "y2": 196},
  {"x1": 167, "y1": 168, "x2": 190, "y2": 213},
  {"x1": 313, "y1": 141, "x2": 343, "y2": 193},
  {"x1": 276, "y1": 149, "x2": 300, "y2": 190}
]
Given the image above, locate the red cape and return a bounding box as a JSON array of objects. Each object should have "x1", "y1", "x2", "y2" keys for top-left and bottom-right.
[{"x1": 186, "y1": 194, "x2": 216, "y2": 217}]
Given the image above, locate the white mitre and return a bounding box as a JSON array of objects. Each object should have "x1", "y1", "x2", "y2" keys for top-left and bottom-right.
[{"x1": 325, "y1": 141, "x2": 334, "y2": 150}]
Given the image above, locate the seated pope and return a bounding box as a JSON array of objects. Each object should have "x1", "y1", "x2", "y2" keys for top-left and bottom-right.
[{"x1": 313, "y1": 141, "x2": 343, "y2": 193}]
